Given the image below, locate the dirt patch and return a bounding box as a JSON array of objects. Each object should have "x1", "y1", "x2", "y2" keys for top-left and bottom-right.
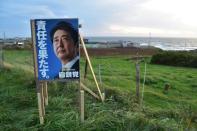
[{"x1": 80, "y1": 47, "x2": 160, "y2": 57}]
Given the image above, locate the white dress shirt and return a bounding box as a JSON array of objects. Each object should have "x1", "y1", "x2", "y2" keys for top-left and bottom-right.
[{"x1": 62, "y1": 55, "x2": 79, "y2": 71}]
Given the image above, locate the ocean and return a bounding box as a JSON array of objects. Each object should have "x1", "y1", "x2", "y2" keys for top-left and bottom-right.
[{"x1": 86, "y1": 37, "x2": 197, "y2": 51}]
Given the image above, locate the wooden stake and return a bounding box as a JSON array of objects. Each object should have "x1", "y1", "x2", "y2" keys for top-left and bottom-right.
[
  {"x1": 84, "y1": 59, "x2": 88, "y2": 79},
  {"x1": 41, "y1": 83, "x2": 45, "y2": 116},
  {"x1": 43, "y1": 82, "x2": 48, "y2": 106},
  {"x1": 37, "y1": 92, "x2": 44, "y2": 124},
  {"x1": 102, "y1": 92, "x2": 105, "y2": 101},
  {"x1": 80, "y1": 90, "x2": 84, "y2": 123},
  {"x1": 80, "y1": 34, "x2": 104, "y2": 102}
]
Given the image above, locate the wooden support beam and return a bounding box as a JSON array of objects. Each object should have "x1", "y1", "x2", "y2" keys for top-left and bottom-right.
[
  {"x1": 81, "y1": 83, "x2": 100, "y2": 100},
  {"x1": 80, "y1": 34, "x2": 104, "y2": 102}
]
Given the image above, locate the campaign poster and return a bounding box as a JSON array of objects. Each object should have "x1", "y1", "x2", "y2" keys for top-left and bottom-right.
[{"x1": 31, "y1": 18, "x2": 79, "y2": 81}]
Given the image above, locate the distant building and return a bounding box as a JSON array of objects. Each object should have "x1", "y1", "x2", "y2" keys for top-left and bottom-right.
[
  {"x1": 122, "y1": 41, "x2": 131, "y2": 47},
  {"x1": 83, "y1": 39, "x2": 141, "y2": 49},
  {"x1": 16, "y1": 41, "x2": 24, "y2": 48},
  {"x1": 83, "y1": 38, "x2": 89, "y2": 44}
]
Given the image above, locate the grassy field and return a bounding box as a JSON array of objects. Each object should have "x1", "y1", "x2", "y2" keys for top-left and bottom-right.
[{"x1": 0, "y1": 49, "x2": 197, "y2": 130}]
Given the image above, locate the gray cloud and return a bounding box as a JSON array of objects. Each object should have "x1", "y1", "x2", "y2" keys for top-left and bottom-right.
[{"x1": 1, "y1": 0, "x2": 197, "y2": 37}]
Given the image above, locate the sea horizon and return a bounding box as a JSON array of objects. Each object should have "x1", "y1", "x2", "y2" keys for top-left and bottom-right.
[{"x1": 85, "y1": 36, "x2": 197, "y2": 51}]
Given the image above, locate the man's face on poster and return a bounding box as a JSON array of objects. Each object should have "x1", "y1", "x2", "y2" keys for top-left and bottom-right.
[{"x1": 53, "y1": 29, "x2": 77, "y2": 64}]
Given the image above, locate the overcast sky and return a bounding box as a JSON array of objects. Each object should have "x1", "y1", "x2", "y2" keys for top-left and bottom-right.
[{"x1": 1, "y1": 0, "x2": 197, "y2": 38}]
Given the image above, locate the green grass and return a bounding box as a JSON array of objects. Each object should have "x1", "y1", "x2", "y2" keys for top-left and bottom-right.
[
  {"x1": 0, "y1": 49, "x2": 196, "y2": 130},
  {"x1": 82, "y1": 55, "x2": 197, "y2": 109}
]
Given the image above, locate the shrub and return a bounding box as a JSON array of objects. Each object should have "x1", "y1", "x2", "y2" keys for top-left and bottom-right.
[{"x1": 150, "y1": 51, "x2": 197, "y2": 68}]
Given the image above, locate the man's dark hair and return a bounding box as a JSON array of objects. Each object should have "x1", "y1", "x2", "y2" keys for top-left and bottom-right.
[{"x1": 50, "y1": 21, "x2": 78, "y2": 45}]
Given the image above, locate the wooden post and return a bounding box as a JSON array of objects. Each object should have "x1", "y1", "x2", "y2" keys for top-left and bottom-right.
[
  {"x1": 80, "y1": 34, "x2": 104, "y2": 102},
  {"x1": 102, "y1": 92, "x2": 105, "y2": 101},
  {"x1": 80, "y1": 90, "x2": 84, "y2": 123},
  {"x1": 40, "y1": 83, "x2": 45, "y2": 116},
  {"x1": 37, "y1": 92, "x2": 44, "y2": 124},
  {"x1": 36, "y1": 82, "x2": 45, "y2": 124},
  {"x1": 43, "y1": 82, "x2": 48, "y2": 106},
  {"x1": 31, "y1": 20, "x2": 45, "y2": 124},
  {"x1": 84, "y1": 59, "x2": 88, "y2": 79},
  {"x1": 136, "y1": 62, "x2": 140, "y2": 103}
]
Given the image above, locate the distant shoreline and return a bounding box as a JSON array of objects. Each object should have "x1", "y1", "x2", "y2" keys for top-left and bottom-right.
[{"x1": 85, "y1": 37, "x2": 197, "y2": 51}]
